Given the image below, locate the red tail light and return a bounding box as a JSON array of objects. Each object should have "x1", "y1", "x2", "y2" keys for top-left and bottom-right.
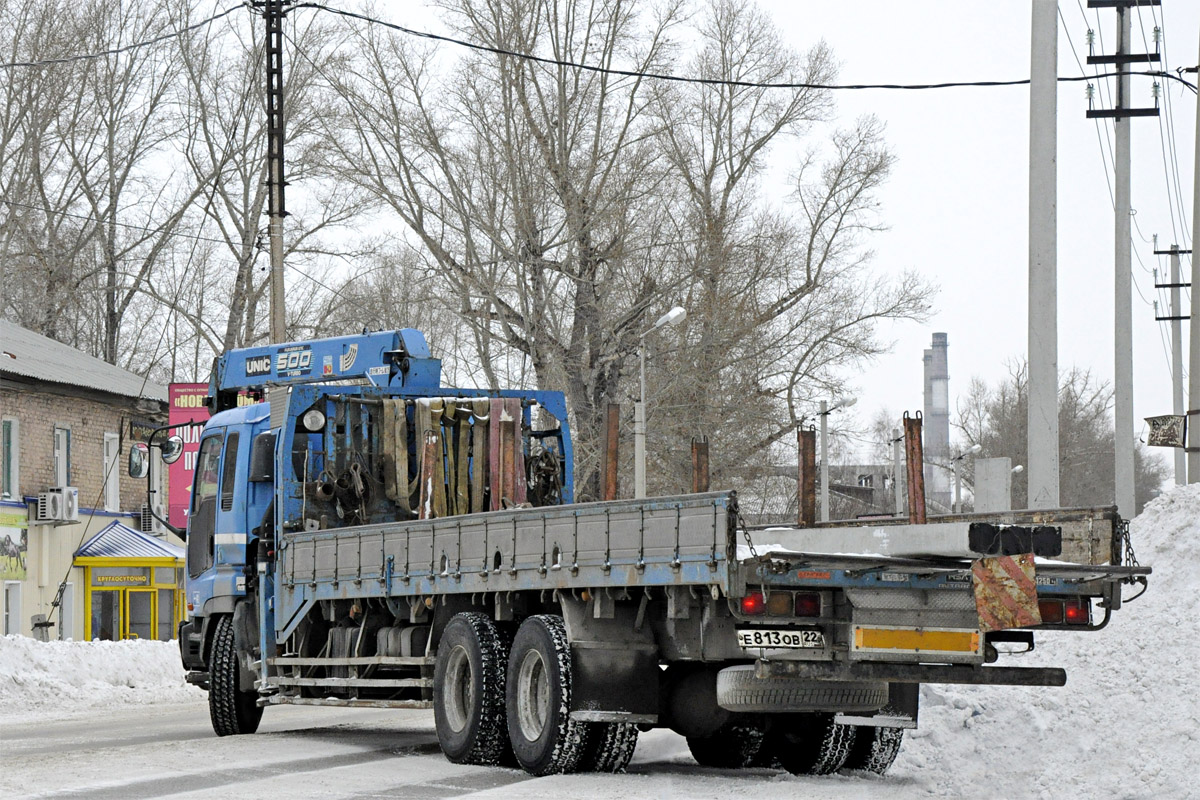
[
  {"x1": 1038, "y1": 599, "x2": 1064, "y2": 625},
  {"x1": 740, "y1": 591, "x2": 766, "y2": 615},
  {"x1": 1064, "y1": 598, "x2": 1090, "y2": 625},
  {"x1": 794, "y1": 592, "x2": 821, "y2": 617}
]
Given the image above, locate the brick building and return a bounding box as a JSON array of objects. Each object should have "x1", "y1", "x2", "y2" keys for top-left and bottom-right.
[{"x1": 1, "y1": 319, "x2": 182, "y2": 641}]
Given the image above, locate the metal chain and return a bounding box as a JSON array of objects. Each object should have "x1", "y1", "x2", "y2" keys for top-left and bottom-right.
[
  {"x1": 1119, "y1": 520, "x2": 1139, "y2": 569},
  {"x1": 738, "y1": 512, "x2": 759, "y2": 560}
]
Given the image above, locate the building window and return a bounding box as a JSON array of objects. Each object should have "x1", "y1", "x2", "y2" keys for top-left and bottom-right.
[
  {"x1": 104, "y1": 433, "x2": 121, "y2": 511},
  {"x1": 1, "y1": 418, "x2": 17, "y2": 499},
  {"x1": 857, "y1": 474, "x2": 874, "y2": 488},
  {"x1": 53, "y1": 427, "x2": 71, "y2": 487}
]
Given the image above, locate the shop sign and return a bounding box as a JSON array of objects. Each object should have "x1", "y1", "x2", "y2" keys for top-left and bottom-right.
[{"x1": 93, "y1": 573, "x2": 149, "y2": 586}]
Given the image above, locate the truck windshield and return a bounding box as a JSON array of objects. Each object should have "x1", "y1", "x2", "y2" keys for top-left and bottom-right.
[{"x1": 188, "y1": 433, "x2": 223, "y2": 578}]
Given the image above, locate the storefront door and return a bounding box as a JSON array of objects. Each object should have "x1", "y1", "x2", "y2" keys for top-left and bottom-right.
[
  {"x1": 126, "y1": 589, "x2": 156, "y2": 639},
  {"x1": 90, "y1": 589, "x2": 123, "y2": 641}
]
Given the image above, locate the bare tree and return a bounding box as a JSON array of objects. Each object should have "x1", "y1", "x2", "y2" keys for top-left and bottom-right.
[
  {"x1": 328, "y1": 0, "x2": 686, "y2": 496},
  {"x1": 956, "y1": 361, "x2": 1169, "y2": 514}
]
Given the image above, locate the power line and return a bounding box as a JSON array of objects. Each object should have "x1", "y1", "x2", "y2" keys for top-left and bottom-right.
[
  {"x1": 1061, "y1": 7, "x2": 1117, "y2": 210},
  {"x1": 0, "y1": 4, "x2": 248, "y2": 69},
  {"x1": 0, "y1": 199, "x2": 235, "y2": 246},
  {"x1": 302, "y1": 2, "x2": 1198, "y2": 93}
]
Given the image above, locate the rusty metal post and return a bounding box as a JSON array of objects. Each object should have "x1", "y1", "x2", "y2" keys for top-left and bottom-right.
[
  {"x1": 904, "y1": 412, "x2": 926, "y2": 524},
  {"x1": 603, "y1": 403, "x2": 620, "y2": 501},
  {"x1": 798, "y1": 427, "x2": 817, "y2": 526},
  {"x1": 691, "y1": 437, "x2": 710, "y2": 493}
]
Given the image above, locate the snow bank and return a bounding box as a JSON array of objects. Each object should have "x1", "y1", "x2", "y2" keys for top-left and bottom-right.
[
  {"x1": 0, "y1": 636, "x2": 204, "y2": 723},
  {"x1": 1, "y1": 487, "x2": 1197, "y2": 796},
  {"x1": 888, "y1": 483, "x2": 1200, "y2": 797}
]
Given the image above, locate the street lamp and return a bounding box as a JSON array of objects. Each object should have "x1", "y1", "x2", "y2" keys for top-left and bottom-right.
[
  {"x1": 951, "y1": 443, "x2": 983, "y2": 514},
  {"x1": 635, "y1": 306, "x2": 687, "y2": 498},
  {"x1": 818, "y1": 397, "x2": 857, "y2": 522}
]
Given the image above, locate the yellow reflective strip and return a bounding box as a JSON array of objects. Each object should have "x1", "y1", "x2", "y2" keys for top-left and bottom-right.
[{"x1": 855, "y1": 627, "x2": 980, "y2": 653}]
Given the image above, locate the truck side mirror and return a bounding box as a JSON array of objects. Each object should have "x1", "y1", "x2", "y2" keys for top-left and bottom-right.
[
  {"x1": 128, "y1": 443, "x2": 150, "y2": 479},
  {"x1": 161, "y1": 435, "x2": 185, "y2": 464},
  {"x1": 249, "y1": 431, "x2": 276, "y2": 482}
]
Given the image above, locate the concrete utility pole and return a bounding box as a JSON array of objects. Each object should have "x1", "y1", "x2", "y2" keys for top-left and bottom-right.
[
  {"x1": 265, "y1": 0, "x2": 290, "y2": 344},
  {"x1": 1112, "y1": 5, "x2": 1136, "y2": 518},
  {"x1": 1154, "y1": 245, "x2": 1189, "y2": 485},
  {"x1": 1027, "y1": 0, "x2": 1060, "y2": 510},
  {"x1": 1170, "y1": 246, "x2": 1186, "y2": 485},
  {"x1": 1190, "y1": 22, "x2": 1200, "y2": 484},
  {"x1": 1084, "y1": 0, "x2": 1160, "y2": 510}
]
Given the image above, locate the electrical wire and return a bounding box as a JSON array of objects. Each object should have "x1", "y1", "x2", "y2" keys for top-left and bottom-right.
[
  {"x1": 1061, "y1": 6, "x2": 1116, "y2": 209},
  {"x1": 0, "y1": 199, "x2": 233, "y2": 246},
  {"x1": 0, "y1": 4, "x2": 248, "y2": 69},
  {"x1": 301, "y1": 2, "x2": 1198, "y2": 93}
]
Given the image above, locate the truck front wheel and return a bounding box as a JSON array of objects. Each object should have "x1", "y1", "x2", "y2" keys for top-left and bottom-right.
[
  {"x1": 434, "y1": 612, "x2": 511, "y2": 765},
  {"x1": 208, "y1": 615, "x2": 262, "y2": 736},
  {"x1": 506, "y1": 614, "x2": 589, "y2": 775}
]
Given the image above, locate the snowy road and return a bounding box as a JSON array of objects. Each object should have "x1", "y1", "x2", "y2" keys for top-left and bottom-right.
[{"x1": 2, "y1": 702, "x2": 924, "y2": 800}]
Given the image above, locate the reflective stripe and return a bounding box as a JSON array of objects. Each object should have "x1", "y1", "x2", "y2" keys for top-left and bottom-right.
[
  {"x1": 853, "y1": 626, "x2": 981, "y2": 654},
  {"x1": 214, "y1": 533, "x2": 247, "y2": 545}
]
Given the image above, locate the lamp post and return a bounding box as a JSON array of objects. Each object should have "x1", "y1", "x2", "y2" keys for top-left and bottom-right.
[
  {"x1": 635, "y1": 306, "x2": 687, "y2": 499},
  {"x1": 818, "y1": 397, "x2": 857, "y2": 522},
  {"x1": 951, "y1": 444, "x2": 983, "y2": 513}
]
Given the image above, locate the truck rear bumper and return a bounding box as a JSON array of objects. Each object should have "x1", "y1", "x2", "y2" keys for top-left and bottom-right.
[{"x1": 755, "y1": 659, "x2": 1066, "y2": 687}]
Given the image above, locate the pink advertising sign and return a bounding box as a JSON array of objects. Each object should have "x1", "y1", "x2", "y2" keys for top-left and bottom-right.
[{"x1": 168, "y1": 383, "x2": 210, "y2": 529}]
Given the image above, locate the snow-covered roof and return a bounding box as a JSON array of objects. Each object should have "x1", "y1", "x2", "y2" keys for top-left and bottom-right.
[
  {"x1": 0, "y1": 319, "x2": 167, "y2": 403},
  {"x1": 74, "y1": 521, "x2": 183, "y2": 560}
]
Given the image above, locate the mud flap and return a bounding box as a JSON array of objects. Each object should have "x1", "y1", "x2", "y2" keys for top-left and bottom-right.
[{"x1": 232, "y1": 601, "x2": 261, "y2": 692}]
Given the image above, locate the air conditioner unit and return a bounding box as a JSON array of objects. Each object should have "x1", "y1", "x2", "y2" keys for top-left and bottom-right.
[
  {"x1": 139, "y1": 503, "x2": 154, "y2": 533},
  {"x1": 36, "y1": 487, "x2": 80, "y2": 525}
]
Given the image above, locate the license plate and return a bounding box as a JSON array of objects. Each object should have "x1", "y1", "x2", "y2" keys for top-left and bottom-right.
[{"x1": 736, "y1": 628, "x2": 825, "y2": 649}]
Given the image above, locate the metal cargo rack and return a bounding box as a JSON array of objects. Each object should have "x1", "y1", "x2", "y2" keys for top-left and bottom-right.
[{"x1": 273, "y1": 491, "x2": 740, "y2": 641}]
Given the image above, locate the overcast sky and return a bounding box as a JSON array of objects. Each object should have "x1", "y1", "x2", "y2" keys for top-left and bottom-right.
[
  {"x1": 370, "y1": 1, "x2": 1199, "y2": 461},
  {"x1": 756, "y1": 1, "x2": 1200, "y2": 458}
]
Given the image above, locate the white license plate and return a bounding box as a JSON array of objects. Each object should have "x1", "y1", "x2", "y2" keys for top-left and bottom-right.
[{"x1": 736, "y1": 628, "x2": 825, "y2": 649}]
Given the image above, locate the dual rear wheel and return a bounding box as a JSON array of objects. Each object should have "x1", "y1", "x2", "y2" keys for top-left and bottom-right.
[
  {"x1": 688, "y1": 713, "x2": 904, "y2": 775},
  {"x1": 433, "y1": 612, "x2": 638, "y2": 775}
]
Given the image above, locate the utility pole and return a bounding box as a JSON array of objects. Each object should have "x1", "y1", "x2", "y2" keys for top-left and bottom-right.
[
  {"x1": 1027, "y1": 0, "x2": 1059, "y2": 510},
  {"x1": 1086, "y1": 0, "x2": 1161, "y2": 516},
  {"x1": 1190, "y1": 23, "x2": 1200, "y2": 485},
  {"x1": 264, "y1": 0, "x2": 291, "y2": 343},
  {"x1": 1154, "y1": 244, "x2": 1190, "y2": 485}
]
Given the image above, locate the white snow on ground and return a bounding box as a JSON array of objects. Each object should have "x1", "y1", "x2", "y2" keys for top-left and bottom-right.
[
  {"x1": 0, "y1": 636, "x2": 204, "y2": 724},
  {"x1": 1, "y1": 485, "x2": 1198, "y2": 798}
]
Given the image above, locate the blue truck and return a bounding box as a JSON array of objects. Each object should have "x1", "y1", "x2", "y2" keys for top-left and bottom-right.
[{"x1": 167, "y1": 330, "x2": 1150, "y2": 777}]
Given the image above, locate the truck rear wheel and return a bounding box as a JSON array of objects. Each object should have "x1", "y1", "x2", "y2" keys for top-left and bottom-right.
[
  {"x1": 686, "y1": 720, "x2": 769, "y2": 768},
  {"x1": 766, "y1": 713, "x2": 856, "y2": 775},
  {"x1": 577, "y1": 722, "x2": 639, "y2": 773},
  {"x1": 209, "y1": 615, "x2": 262, "y2": 736},
  {"x1": 505, "y1": 614, "x2": 589, "y2": 775},
  {"x1": 841, "y1": 725, "x2": 904, "y2": 774},
  {"x1": 716, "y1": 666, "x2": 888, "y2": 713},
  {"x1": 434, "y1": 612, "x2": 511, "y2": 766}
]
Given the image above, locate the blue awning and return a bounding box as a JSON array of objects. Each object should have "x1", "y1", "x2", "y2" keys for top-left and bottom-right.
[{"x1": 75, "y1": 521, "x2": 184, "y2": 560}]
